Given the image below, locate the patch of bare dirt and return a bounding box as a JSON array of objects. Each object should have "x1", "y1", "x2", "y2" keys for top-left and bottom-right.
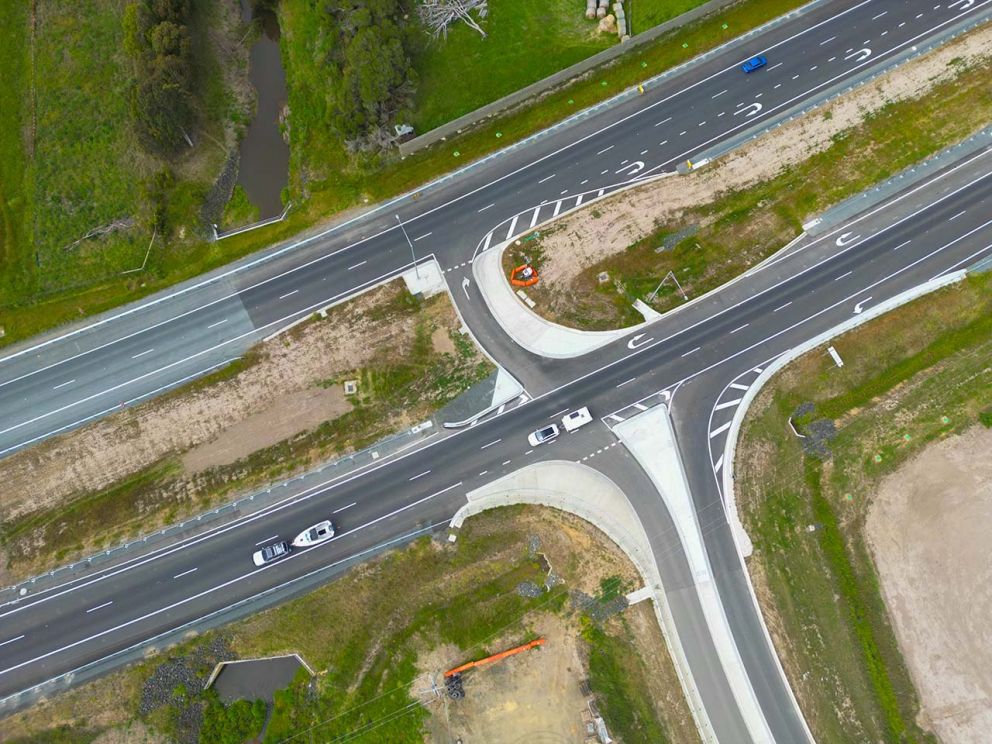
[
  {"x1": 181, "y1": 386, "x2": 349, "y2": 472},
  {"x1": 425, "y1": 615, "x2": 591, "y2": 744},
  {"x1": 532, "y1": 25, "x2": 992, "y2": 291},
  {"x1": 0, "y1": 282, "x2": 452, "y2": 531},
  {"x1": 866, "y1": 425, "x2": 992, "y2": 744}
]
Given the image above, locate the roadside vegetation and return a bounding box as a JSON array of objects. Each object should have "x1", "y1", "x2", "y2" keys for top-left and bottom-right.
[
  {"x1": 0, "y1": 282, "x2": 492, "y2": 581},
  {"x1": 507, "y1": 30, "x2": 992, "y2": 329},
  {"x1": 735, "y1": 272, "x2": 992, "y2": 742},
  {"x1": 0, "y1": 0, "x2": 806, "y2": 347},
  {"x1": 0, "y1": 0, "x2": 251, "y2": 339},
  {"x1": 1, "y1": 507, "x2": 699, "y2": 744}
]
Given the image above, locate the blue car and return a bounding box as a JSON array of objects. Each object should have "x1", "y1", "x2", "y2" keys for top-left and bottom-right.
[{"x1": 741, "y1": 55, "x2": 767, "y2": 73}]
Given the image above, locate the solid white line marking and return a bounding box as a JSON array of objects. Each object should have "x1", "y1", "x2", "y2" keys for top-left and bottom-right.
[
  {"x1": 773, "y1": 301, "x2": 792, "y2": 312},
  {"x1": 86, "y1": 601, "x2": 113, "y2": 614},
  {"x1": 835, "y1": 270, "x2": 853, "y2": 280},
  {"x1": 278, "y1": 290, "x2": 298, "y2": 300},
  {"x1": 768, "y1": 62, "x2": 783, "y2": 70},
  {"x1": 709, "y1": 421, "x2": 732, "y2": 439},
  {"x1": 654, "y1": 117, "x2": 672, "y2": 127},
  {"x1": 480, "y1": 439, "x2": 502, "y2": 450},
  {"x1": 640, "y1": 149, "x2": 648, "y2": 155},
  {"x1": 347, "y1": 261, "x2": 367, "y2": 271},
  {"x1": 413, "y1": 232, "x2": 431, "y2": 241},
  {"x1": 714, "y1": 398, "x2": 743, "y2": 410},
  {"x1": 173, "y1": 568, "x2": 198, "y2": 580},
  {"x1": 681, "y1": 347, "x2": 701, "y2": 357},
  {"x1": 820, "y1": 35, "x2": 836, "y2": 45},
  {"x1": 131, "y1": 349, "x2": 154, "y2": 359},
  {"x1": 478, "y1": 203, "x2": 494, "y2": 212},
  {"x1": 596, "y1": 145, "x2": 614, "y2": 155},
  {"x1": 948, "y1": 210, "x2": 966, "y2": 221},
  {"x1": 255, "y1": 534, "x2": 279, "y2": 546},
  {"x1": 525, "y1": 449, "x2": 534, "y2": 455},
  {"x1": 575, "y1": 194, "x2": 583, "y2": 207},
  {"x1": 502, "y1": 460, "x2": 511, "y2": 466},
  {"x1": 893, "y1": 239, "x2": 911, "y2": 250},
  {"x1": 730, "y1": 383, "x2": 750, "y2": 391},
  {"x1": 872, "y1": 10, "x2": 887, "y2": 19},
  {"x1": 553, "y1": 201, "x2": 563, "y2": 217},
  {"x1": 0, "y1": 635, "x2": 25, "y2": 648},
  {"x1": 529, "y1": 207, "x2": 541, "y2": 228},
  {"x1": 538, "y1": 174, "x2": 556, "y2": 184},
  {"x1": 482, "y1": 231, "x2": 493, "y2": 251},
  {"x1": 333, "y1": 502, "x2": 356, "y2": 514},
  {"x1": 714, "y1": 454, "x2": 724, "y2": 472},
  {"x1": 730, "y1": 324, "x2": 748, "y2": 334},
  {"x1": 207, "y1": 319, "x2": 228, "y2": 329},
  {"x1": 634, "y1": 403, "x2": 648, "y2": 411},
  {"x1": 659, "y1": 140, "x2": 668, "y2": 146},
  {"x1": 52, "y1": 379, "x2": 76, "y2": 390},
  {"x1": 506, "y1": 215, "x2": 519, "y2": 239},
  {"x1": 409, "y1": 470, "x2": 431, "y2": 481},
  {"x1": 712, "y1": 89, "x2": 728, "y2": 98},
  {"x1": 616, "y1": 377, "x2": 636, "y2": 388}
]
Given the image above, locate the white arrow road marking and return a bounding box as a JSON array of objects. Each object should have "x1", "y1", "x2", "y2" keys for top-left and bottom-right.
[
  {"x1": 949, "y1": 0, "x2": 975, "y2": 9},
  {"x1": 615, "y1": 161, "x2": 645, "y2": 176},
  {"x1": 854, "y1": 296, "x2": 873, "y2": 314},
  {"x1": 461, "y1": 276, "x2": 471, "y2": 301},
  {"x1": 627, "y1": 333, "x2": 653, "y2": 349},
  {"x1": 734, "y1": 102, "x2": 763, "y2": 118},
  {"x1": 844, "y1": 47, "x2": 872, "y2": 62},
  {"x1": 835, "y1": 232, "x2": 861, "y2": 246}
]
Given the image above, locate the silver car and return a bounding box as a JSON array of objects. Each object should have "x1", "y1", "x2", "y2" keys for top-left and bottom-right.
[{"x1": 252, "y1": 540, "x2": 290, "y2": 567}]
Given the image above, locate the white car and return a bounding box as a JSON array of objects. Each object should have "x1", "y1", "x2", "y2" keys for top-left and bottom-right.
[
  {"x1": 292, "y1": 520, "x2": 336, "y2": 548},
  {"x1": 561, "y1": 407, "x2": 593, "y2": 432},
  {"x1": 527, "y1": 424, "x2": 560, "y2": 447},
  {"x1": 252, "y1": 540, "x2": 290, "y2": 567}
]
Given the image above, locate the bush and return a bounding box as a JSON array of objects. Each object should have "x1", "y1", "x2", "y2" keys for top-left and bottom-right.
[
  {"x1": 979, "y1": 407, "x2": 992, "y2": 428},
  {"x1": 201, "y1": 695, "x2": 267, "y2": 744}
]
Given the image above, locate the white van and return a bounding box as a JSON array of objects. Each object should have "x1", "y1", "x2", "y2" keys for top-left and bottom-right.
[{"x1": 561, "y1": 407, "x2": 593, "y2": 433}]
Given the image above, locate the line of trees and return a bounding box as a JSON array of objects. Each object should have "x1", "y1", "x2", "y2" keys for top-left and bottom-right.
[
  {"x1": 123, "y1": 0, "x2": 196, "y2": 157},
  {"x1": 323, "y1": 0, "x2": 420, "y2": 151}
]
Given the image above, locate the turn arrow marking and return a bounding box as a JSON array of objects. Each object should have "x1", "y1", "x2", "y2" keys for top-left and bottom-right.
[
  {"x1": 627, "y1": 333, "x2": 653, "y2": 350},
  {"x1": 733, "y1": 102, "x2": 763, "y2": 118},
  {"x1": 835, "y1": 232, "x2": 861, "y2": 247},
  {"x1": 844, "y1": 47, "x2": 872, "y2": 62},
  {"x1": 461, "y1": 276, "x2": 471, "y2": 301},
  {"x1": 615, "y1": 161, "x2": 645, "y2": 176},
  {"x1": 853, "y1": 296, "x2": 872, "y2": 314}
]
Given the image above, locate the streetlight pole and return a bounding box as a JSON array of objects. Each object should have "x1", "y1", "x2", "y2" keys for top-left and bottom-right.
[{"x1": 396, "y1": 214, "x2": 421, "y2": 279}]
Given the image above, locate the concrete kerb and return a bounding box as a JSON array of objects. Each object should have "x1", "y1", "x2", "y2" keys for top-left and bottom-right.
[
  {"x1": 715, "y1": 270, "x2": 969, "y2": 744},
  {"x1": 615, "y1": 406, "x2": 783, "y2": 744},
  {"x1": 449, "y1": 459, "x2": 718, "y2": 744}
]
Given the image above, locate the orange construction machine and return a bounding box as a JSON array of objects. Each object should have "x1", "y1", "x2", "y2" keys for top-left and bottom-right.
[{"x1": 443, "y1": 638, "x2": 545, "y2": 699}]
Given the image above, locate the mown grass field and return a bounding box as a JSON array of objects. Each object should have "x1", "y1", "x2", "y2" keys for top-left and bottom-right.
[
  {"x1": 735, "y1": 273, "x2": 992, "y2": 743},
  {"x1": 0, "y1": 0, "x2": 806, "y2": 349},
  {"x1": 2, "y1": 508, "x2": 692, "y2": 744}
]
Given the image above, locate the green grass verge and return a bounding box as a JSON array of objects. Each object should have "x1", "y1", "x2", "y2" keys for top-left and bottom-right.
[
  {"x1": 528, "y1": 48, "x2": 992, "y2": 329},
  {"x1": 0, "y1": 0, "x2": 806, "y2": 349},
  {"x1": 735, "y1": 273, "x2": 992, "y2": 742}
]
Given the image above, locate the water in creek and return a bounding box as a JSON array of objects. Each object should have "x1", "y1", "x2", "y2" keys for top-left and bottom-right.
[{"x1": 236, "y1": 0, "x2": 290, "y2": 220}]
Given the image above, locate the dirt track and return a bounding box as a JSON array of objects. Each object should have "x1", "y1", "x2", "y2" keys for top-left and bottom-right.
[{"x1": 867, "y1": 426, "x2": 992, "y2": 744}]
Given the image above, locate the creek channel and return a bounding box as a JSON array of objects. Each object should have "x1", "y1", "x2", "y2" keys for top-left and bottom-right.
[{"x1": 236, "y1": 0, "x2": 290, "y2": 220}]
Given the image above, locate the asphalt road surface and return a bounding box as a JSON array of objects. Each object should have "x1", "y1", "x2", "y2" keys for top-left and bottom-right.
[{"x1": 2, "y1": 1, "x2": 991, "y2": 741}]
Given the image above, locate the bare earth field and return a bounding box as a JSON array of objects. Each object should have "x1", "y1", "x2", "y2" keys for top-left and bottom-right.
[
  {"x1": 867, "y1": 426, "x2": 992, "y2": 744},
  {"x1": 521, "y1": 25, "x2": 992, "y2": 319}
]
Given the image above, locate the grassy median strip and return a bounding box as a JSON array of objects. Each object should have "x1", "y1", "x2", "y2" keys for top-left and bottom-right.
[
  {"x1": 2, "y1": 508, "x2": 697, "y2": 744},
  {"x1": 0, "y1": 284, "x2": 492, "y2": 580},
  {"x1": 735, "y1": 273, "x2": 992, "y2": 742},
  {"x1": 0, "y1": 0, "x2": 808, "y2": 348}
]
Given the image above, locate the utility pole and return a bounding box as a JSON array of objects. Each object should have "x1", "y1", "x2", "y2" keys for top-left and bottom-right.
[
  {"x1": 647, "y1": 270, "x2": 688, "y2": 303},
  {"x1": 396, "y1": 214, "x2": 421, "y2": 279}
]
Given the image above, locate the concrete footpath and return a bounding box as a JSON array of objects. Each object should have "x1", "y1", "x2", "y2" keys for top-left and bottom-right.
[
  {"x1": 614, "y1": 405, "x2": 777, "y2": 744},
  {"x1": 450, "y1": 459, "x2": 718, "y2": 743}
]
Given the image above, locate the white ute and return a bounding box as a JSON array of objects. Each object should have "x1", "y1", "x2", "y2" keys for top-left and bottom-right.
[
  {"x1": 561, "y1": 407, "x2": 593, "y2": 432},
  {"x1": 292, "y1": 520, "x2": 336, "y2": 548}
]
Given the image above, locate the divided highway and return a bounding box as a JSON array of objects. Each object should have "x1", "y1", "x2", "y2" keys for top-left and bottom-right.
[{"x1": 2, "y1": 1, "x2": 991, "y2": 741}]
